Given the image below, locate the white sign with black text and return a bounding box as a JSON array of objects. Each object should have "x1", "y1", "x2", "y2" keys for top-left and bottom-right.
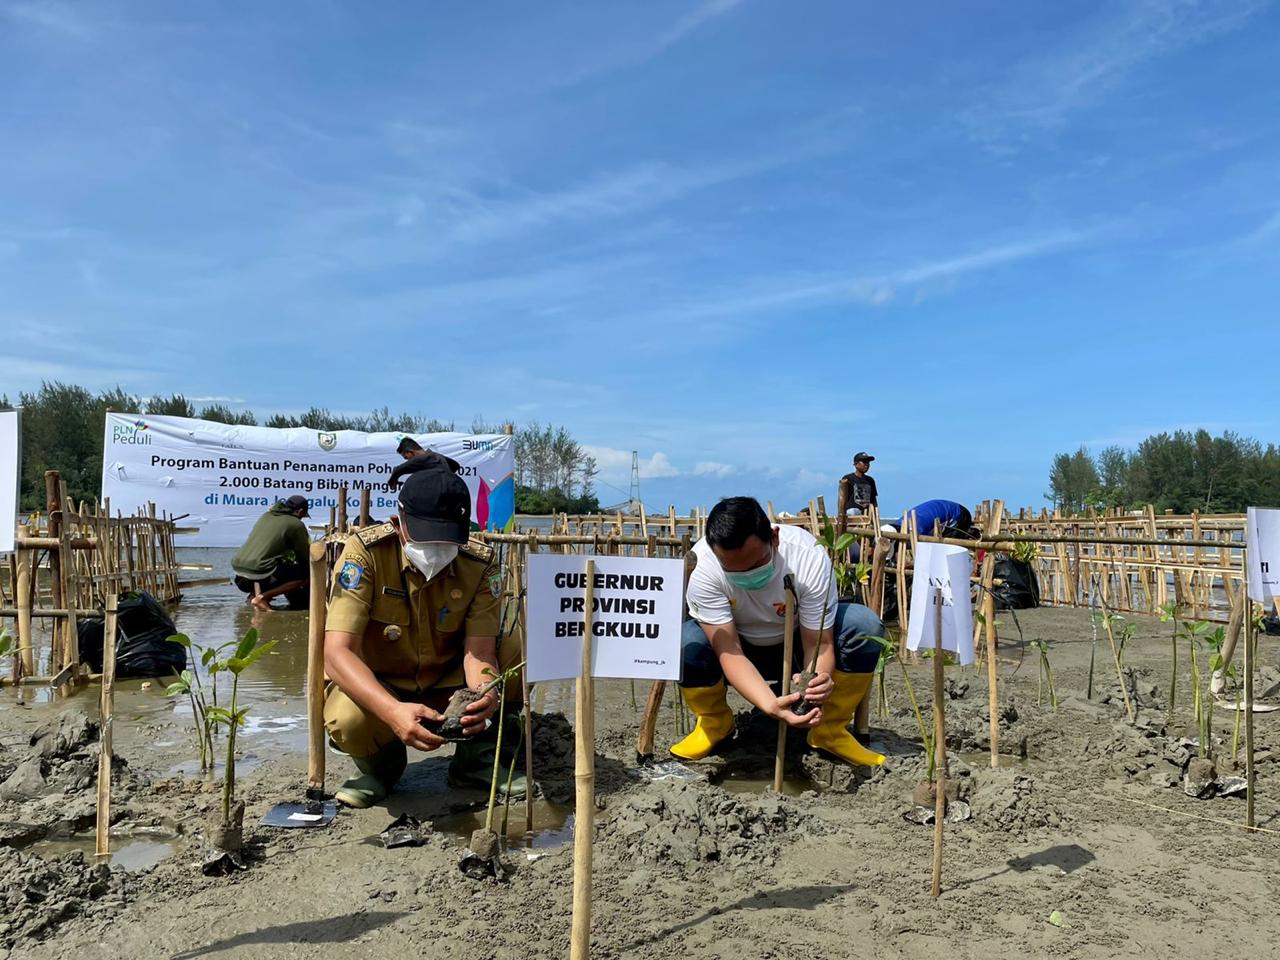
[
  {"x1": 906, "y1": 542, "x2": 975, "y2": 665},
  {"x1": 1247, "y1": 507, "x2": 1280, "y2": 605},
  {"x1": 0, "y1": 410, "x2": 19, "y2": 554},
  {"x1": 525, "y1": 554, "x2": 684, "y2": 683}
]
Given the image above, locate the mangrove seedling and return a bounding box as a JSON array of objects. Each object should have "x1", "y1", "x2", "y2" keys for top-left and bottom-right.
[
  {"x1": 462, "y1": 660, "x2": 527, "y2": 878},
  {"x1": 791, "y1": 571, "x2": 834, "y2": 716},
  {"x1": 1095, "y1": 605, "x2": 1135, "y2": 721},
  {"x1": 869, "y1": 634, "x2": 934, "y2": 779},
  {"x1": 1180, "y1": 619, "x2": 1212, "y2": 758},
  {"x1": 1010, "y1": 540, "x2": 1039, "y2": 566},
  {"x1": 206, "y1": 628, "x2": 277, "y2": 846},
  {"x1": 1159, "y1": 602, "x2": 1179, "y2": 721},
  {"x1": 817, "y1": 517, "x2": 858, "y2": 599},
  {"x1": 1028, "y1": 639, "x2": 1057, "y2": 708}
]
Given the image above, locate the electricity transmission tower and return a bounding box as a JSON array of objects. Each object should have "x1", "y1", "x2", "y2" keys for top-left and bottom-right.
[{"x1": 629, "y1": 451, "x2": 641, "y2": 512}]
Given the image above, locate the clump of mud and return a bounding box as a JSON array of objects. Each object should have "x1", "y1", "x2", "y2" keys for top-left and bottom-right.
[
  {"x1": 968, "y1": 769, "x2": 1068, "y2": 836},
  {"x1": 0, "y1": 846, "x2": 135, "y2": 948},
  {"x1": 600, "y1": 782, "x2": 826, "y2": 867}
]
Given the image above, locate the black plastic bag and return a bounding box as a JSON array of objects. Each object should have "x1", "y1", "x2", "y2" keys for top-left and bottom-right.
[
  {"x1": 77, "y1": 591, "x2": 186, "y2": 679},
  {"x1": 992, "y1": 555, "x2": 1040, "y2": 610},
  {"x1": 1263, "y1": 612, "x2": 1280, "y2": 637}
]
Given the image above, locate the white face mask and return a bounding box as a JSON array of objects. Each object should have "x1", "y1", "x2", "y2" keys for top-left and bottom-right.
[{"x1": 403, "y1": 541, "x2": 459, "y2": 581}]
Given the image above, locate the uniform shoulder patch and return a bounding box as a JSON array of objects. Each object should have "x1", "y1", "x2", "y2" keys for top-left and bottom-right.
[
  {"x1": 337, "y1": 560, "x2": 365, "y2": 590},
  {"x1": 355, "y1": 522, "x2": 397, "y2": 547},
  {"x1": 458, "y1": 537, "x2": 493, "y2": 563}
]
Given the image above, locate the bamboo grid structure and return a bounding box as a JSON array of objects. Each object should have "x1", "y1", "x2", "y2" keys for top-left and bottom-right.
[{"x1": 0, "y1": 470, "x2": 204, "y2": 685}]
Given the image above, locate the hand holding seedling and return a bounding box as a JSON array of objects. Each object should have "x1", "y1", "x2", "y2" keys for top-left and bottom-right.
[
  {"x1": 774, "y1": 692, "x2": 822, "y2": 727},
  {"x1": 793, "y1": 670, "x2": 833, "y2": 706},
  {"x1": 459, "y1": 688, "x2": 499, "y2": 734}
]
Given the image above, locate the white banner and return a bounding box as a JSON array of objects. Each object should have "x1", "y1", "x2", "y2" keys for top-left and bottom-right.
[
  {"x1": 525, "y1": 554, "x2": 684, "y2": 682},
  {"x1": 906, "y1": 542, "x2": 975, "y2": 665},
  {"x1": 0, "y1": 410, "x2": 19, "y2": 554},
  {"x1": 100, "y1": 413, "x2": 516, "y2": 547},
  {"x1": 1247, "y1": 507, "x2": 1280, "y2": 605}
]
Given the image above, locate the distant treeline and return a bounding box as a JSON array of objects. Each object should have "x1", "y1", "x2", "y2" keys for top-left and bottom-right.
[
  {"x1": 1, "y1": 382, "x2": 600, "y2": 515},
  {"x1": 1047, "y1": 430, "x2": 1280, "y2": 514}
]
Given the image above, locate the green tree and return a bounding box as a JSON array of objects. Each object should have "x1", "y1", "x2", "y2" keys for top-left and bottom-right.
[{"x1": 1047, "y1": 446, "x2": 1099, "y2": 513}]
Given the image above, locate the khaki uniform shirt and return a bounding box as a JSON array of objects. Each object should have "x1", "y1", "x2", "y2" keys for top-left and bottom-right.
[{"x1": 325, "y1": 523, "x2": 502, "y2": 692}]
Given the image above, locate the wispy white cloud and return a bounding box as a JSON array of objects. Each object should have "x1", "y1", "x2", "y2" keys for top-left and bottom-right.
[
  {"x1": 656, "y1": 0, "x2": 744, "y2": 52},
  {"x1": 694, "y1": 461, "x2": 735, "y2": 479},
  {"x1": 3, "y1": 1, "x2": 95, "y2": 38},
  {"x1": 188, "y1": 395, "x2": 247, "y2": 405},
  {"x1": 965, "y1": 0, "x2": 1265, "y2": 146},
  {"x1": 584, "y1": 445, "x2": 681, "y2": 482},
  {"x1": 643, "y1": 227, "x2": 1092, "y2": 324}
]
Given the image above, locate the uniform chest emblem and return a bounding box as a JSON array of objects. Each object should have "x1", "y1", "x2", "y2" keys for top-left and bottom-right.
[
  {"x1": 338, "y1": 561, "x2": 364, "y2": 590},
  {"x1": 450, "y1": 588, "x2": 463, "y2": 601},
  {"x1": 488, "y1": 574, "x2": 502, "y2": 598},
  {"x1": 773, "y1": 602, "x2": 786, "y2": 617}
]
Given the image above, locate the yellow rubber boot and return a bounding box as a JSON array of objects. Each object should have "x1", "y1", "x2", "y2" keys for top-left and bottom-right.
[
  {"x1": 807, "y1": 671, "x2": 886, "y2": 767},
  {"x1": 669, "y1": 680, "x2": 734, "y2": 760}
]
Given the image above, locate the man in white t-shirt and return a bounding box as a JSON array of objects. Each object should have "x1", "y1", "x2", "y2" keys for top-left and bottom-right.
[{"x1": 672, "y1": 496, "x2": 886, "y2": 767}]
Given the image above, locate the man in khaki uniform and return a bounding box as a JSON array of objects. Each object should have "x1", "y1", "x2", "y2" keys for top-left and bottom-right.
[{"x1": 323, "y1": 452, "x2": 523, "y2": 808}]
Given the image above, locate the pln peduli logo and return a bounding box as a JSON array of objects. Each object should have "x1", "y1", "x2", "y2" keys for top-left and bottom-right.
[
  {"x1": 317, "y1": 431, "x2": 338, "y2": 452},
  {"x1": 112, "y1": 418, "x2": 152, "y2": 446}
]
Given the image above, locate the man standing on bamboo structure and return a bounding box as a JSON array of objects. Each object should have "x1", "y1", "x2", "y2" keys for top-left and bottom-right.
[
  {"x1": 840, "y1": 451, "x2": 878, "y2": 516},
  {"x1": 671, "y1": 496, "x2": 887, "y2": 767},
  {"x1": 322, "y1": 452, "x2": 525, "y2": 808},
  {"x1": 231, "y1": 494, "x2": 313, "y2": 610}
]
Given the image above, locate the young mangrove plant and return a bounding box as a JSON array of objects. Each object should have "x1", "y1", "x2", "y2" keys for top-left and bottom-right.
[
  {"x1": 1028, "y1": 638, "x2": 1057, "y2": 708},
  {"x1": 869, "y1": 634, "x2": 934, "y2": 778},
  {"x1": 1095, "y1": 605, "x2": 1136, "y2": 721},
  {"x1": 1158, "y1": 601, "x2": 1179, "y2": 721},
  {"x1": 206, "y1": 629, "x2": 277, "y2": 828},
  {"x1": 817, "y1": 517, "x2": 858, "y2": 599},
  {"x1": 1179, "y1": 619, "x2": 1212, "y2": 758}
]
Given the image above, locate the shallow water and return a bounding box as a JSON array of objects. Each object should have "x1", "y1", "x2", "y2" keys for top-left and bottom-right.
[{"x1": 20, "y1": 836, "x2": 176, "y2": 871}]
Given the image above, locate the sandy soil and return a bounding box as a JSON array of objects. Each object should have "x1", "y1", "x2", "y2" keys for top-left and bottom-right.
[{"x1": 3, "y1": 604, "x2": 1280, "y2": 960}]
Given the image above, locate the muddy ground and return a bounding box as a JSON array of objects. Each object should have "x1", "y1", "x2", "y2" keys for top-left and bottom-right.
[{"x1": 3, "y1": 602, "x2": 1280, "y2": 960}]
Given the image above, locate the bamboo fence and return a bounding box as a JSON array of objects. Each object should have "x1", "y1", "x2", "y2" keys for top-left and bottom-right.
[{"x1": 0, "y1": 470, "x2": 204, "y2": 685}]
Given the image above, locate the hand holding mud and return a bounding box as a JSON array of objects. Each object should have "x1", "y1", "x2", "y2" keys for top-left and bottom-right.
[
  {"x1": 389, "y1": 702, "x2": 446, "y2": 751},
  {"x1": 773, "y1": 692, "x2": 821, "y2": 727},
  {"x1": 793, "y1": 670, "x2": 833, "y2": 710}
]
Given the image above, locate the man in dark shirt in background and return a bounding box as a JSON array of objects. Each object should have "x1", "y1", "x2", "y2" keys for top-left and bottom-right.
[
  {"x1": 231, "y1": 494, "x2": 313, "y2": 610},
  {"x1": 840, "y1": 452, "x2": 878, "y2": 515}
]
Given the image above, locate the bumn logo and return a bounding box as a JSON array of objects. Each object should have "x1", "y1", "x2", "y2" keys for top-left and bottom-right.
[{"x1": 317, "y1": 432, "x2": 338, "y2": 451}]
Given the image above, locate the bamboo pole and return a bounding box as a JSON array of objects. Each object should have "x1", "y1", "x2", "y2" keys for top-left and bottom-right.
[
  {"x1": 931, "y1": 587, "x2": 946, "y2": 898},
  {"x1": 513, "y1": 544, "x2": 535, "y2": 834},
  {"x1": 336, "y1": 486, "x2": 348, "y2": 533},
  {"x1": 15, "y1": 525, "x2": 33, "y2": 677},
  {"x1": 306, "y1": 541, "x2": 328, "y2": 793},
  {"x1": 95, "y1": 593, "x2": 119, "y2": 858},
  {"x1": 773, "y1": 574, "x2": 797, "y2": 793},
  {"x1": 1243, "y1": 575, "x2": 1255, "y2": 830},
  {"x1": 358, "y1": 487, "x2": 371, "y2": 528},
  {"x1": 45, "y1": 472, "x2": 65, "y2": 669},
  {"x1": 570, "y1": 559, "x2": 596, "y2": 960},
  {"x1": 981, "y1": 499, "x2": 1003, "y2": 768},
  {"x1": 58, "y1": 491, "x2": 81, "y2": 677}
]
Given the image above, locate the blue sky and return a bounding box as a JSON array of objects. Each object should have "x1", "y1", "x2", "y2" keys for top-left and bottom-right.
[{"x1": 2, "y1": 1, "x2": 1278, "y2": 515}]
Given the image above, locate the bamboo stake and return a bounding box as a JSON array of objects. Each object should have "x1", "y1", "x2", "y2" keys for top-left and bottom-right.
[
  {"x1": 337, "y1": 486, "x2": 348, "y2": 533},
  {"x1": 306, "y1": 542, "x2": 327, "y2": 793},
  {"x1": 931, "y1": 586, "x2": 946, "y2": 898},
  {"x1": 570, "y1": 559, "x2": 596, "y2": 960},
  {"x1": 358, "y1": 487, "x2": 371, "y2": 528},
  {"x1": 95, "y1": 593, "x2": 119, "y2": 858},
  {"x1": 15, "y1": 525, "x2": 33, "y2": 677},
  {"x1": 773, "y1": 574, "x2": 797, "y2": 793},
  {"x1": 514, "y1": 544, "x2": 535, "y2": 834},
  {"x1": 982, "y1": 499, "x2": 1003, "y2": 768},
  {"x1": 1243, "y1": 571, "x2": 1255, "y2": 829}
]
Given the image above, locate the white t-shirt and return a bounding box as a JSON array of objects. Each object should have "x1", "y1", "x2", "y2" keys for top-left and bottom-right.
[{"x1": 687, "y1": 524, "x2": 837, "y2": 646}]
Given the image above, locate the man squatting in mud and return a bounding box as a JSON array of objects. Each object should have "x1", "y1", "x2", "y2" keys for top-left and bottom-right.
[
  {"x1": 322, "y1": 452, "x2": 525, "y2": 808},
  {"x1": 671, "y1": 496, "x2": 886, "y2": 767}
]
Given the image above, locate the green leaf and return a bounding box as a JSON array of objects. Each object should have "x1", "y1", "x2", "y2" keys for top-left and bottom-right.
[
  {"x1": 1047, "y1": 910, "x2": 1069, "y2": 929},
  {"x1": 206, "y1": 706, "x2": 235, "y2": 725},
  {"x1": 0, "y1": 636, "x2": 12, "y2": 657},
  {"x1": 167, "y1": 634, "x2": 192, "y2": 648},
  {"x1": 201, "y1": 648, "x2": 216, "y2": 667},
  {"x1": 164, "y1": 680, "x2": 189, "y2": 697},
  {"x1": 834, "y1": 533, "x2": 855, "y2": 552},
  {"x1": 234, "y1": 628, "x2": 260, "y2": 661},
  {"x1": 227, "y1": 638, "x2": 278, "y2": 675}
]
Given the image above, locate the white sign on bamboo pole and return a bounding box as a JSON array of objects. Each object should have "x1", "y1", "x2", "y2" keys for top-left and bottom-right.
[
  {"x1": 1246, "y1": 507, "x2": 1280, "y2": 604},
  {"x1": 0, "y1": 410, "x2": 20, "y2": 554},
  {"x1": 906, "y1": 542, "x2": 975, "y2": 664},
  {"x1": 524, "y1": 554, "x2": 684, "y2": 682}
]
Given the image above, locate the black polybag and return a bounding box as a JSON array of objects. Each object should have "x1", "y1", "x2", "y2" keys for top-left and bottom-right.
[
  {"x1": 991, "y1": 555, "x2": 1040, "y2": 610},
  {"x1": 77, "y1": 591, "x2": 187, "y2": 678}
]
